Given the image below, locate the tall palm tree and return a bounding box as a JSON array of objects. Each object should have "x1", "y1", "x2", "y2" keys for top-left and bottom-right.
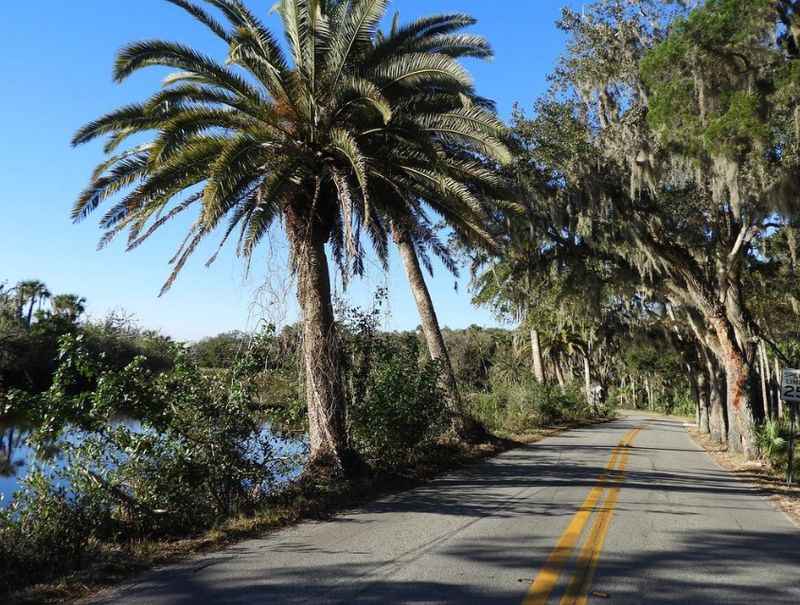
[
  {"x1": 71, "y1": 0, "x2": 508, "y2": 474},
  {"x1": 17, "y1": 280, "x2": 50, "y2": 328},
  {"x1": 362, "y1": 17, "x2": 511, "y2": 434},
  {"x1": 50, "y1": 294, "x2": 87, "y2": 323}
]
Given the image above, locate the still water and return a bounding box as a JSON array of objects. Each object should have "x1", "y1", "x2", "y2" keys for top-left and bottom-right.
[{"x1": 0, "y1": 423, "x2": 307, "y2": 506}]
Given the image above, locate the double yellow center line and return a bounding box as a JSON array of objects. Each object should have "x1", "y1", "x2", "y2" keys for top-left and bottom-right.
[{"x1": 522, "y1": 426, "x2": 643, "y2": 605}]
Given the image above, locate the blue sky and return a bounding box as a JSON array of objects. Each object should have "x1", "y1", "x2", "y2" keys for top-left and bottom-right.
[{"x1": 0, "y1": 1, "x2": 578, "y2": 341}]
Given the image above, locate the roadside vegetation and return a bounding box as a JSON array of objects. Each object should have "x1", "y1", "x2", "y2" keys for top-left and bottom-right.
[
  {"x1": 2, "y1": 0, "x2": 800, "y2": 601},
  {"x1": 0, "y1": 281, "x2": 607, "y2": 600}
]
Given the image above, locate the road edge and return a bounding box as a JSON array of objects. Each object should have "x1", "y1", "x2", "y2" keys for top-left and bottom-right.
[{"x1": 681, "y1": 421, "x2": 800, "y2": 530}]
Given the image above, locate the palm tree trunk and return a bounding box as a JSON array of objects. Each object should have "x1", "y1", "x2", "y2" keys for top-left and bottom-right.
[
  {"x1": 554, "y1": 360, "x2": 566, "y2": 388},
  {"x1": 758, "y1": 343, "x2": 770, "y2": 421},
  {"x1": 583, "y1": 354, "x2": 593, "y2": 411},
  {"x1": 392, "y1": 223, "x2": 470, "y2": 436},
  {"x1": 530, "y1": 327, "x2": 545, "y2": 383},
  {"x1": 775, "y1": 357, "x2": 784, "y2": 419},
  {"x1": 759, "y1": 342, "x2": 774, "y2": 420},
  {"x1": 289, "y1": 219, "x2": 353, "y2": 476}
]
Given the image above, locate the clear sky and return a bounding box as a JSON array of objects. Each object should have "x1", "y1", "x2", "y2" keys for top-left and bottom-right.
[{"x1": 0, "y1": 1, "x2": 579, "y2": 341}]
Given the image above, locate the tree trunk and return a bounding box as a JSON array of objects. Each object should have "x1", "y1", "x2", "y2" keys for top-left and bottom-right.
[
  {"x1": 705, "y1": 357, "x2": 727, "y2": 443},
  {"x1": 392, "y1": 224, "x2": 472, "y2": 437},
  {"x1": 710, "y1": 316, "x2": 757, "y2": 457},
  {"x1": 689, "y1": 366, "x2": 699, "y2": 425},
  {"x1": 775, "y1": 357, "x2": 784, "y2": 419},
  {"x1": 760, "y1": 342, "x2": 776, "y2": 420},
  {"x1": 530, "y1": 327, "x2": 545, "y2": 384},
  {"x1": 695, "y1": 366, "x2": 711, "y2": 434},
  {"x1": 583, "y1": 354, "x2": 594, "y2": 412},
  {"x1": 288, "y1": 214, "x2": 352, "y2": 475},
  {"x1": 758, "y1": 342, "x2": 770, "y2": 421},
  {"x1": 554, "y1": 360, "x2": 566, "y2": 388},
  {"x1": 620, "y1": 375, "x2": 627, "y2": 407}
]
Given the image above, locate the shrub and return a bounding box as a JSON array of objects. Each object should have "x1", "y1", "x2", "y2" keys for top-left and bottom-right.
[
  {"x1": 348, "y1": 336, "x2": 446, "y2": 467},
  {"x1": 0, "y1": 470, "x2": 104, "y2": 593},
  {"x1": 65, "y1": 343, "x2": 290, "y2": 529},
  {"x1": 337, "y1": 293, "x2": 448, "y2": 469},
  {"x1": 190, "y1": 331, "x2": 249, "y2": 368},
  {"x1": 468, "y1": 377, "x2": 590, "y2": 435},
  {"x1": 0, "y1": 331, "x2": 304, "y2": 596},
  {"x1": 756, "y1": 418, "x2": 792, "y2": 473}
]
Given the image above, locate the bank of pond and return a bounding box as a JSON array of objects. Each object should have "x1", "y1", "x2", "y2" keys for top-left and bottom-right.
[{"x1": 0, "y1": 422, "x2": 307, "y2": 508}]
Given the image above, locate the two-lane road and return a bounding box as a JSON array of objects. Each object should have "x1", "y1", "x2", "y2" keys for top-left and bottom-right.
[{"x1": 94, "y1": 414, "x2": 800, "y2": 604}]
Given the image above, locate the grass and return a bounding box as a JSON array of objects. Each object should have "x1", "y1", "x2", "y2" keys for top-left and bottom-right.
[{"x1": 8, "y1": 416, "x2": 611, "y2": 605}]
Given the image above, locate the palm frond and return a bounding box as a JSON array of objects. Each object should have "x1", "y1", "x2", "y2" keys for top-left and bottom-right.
[
  {"x1": 326, "y1": 0, "x2": 389, "y2": 88},
  {"x1": 72, "y1": 104, "x2": 173, "y2": 146},
  {"x1": 409, "y1": 33, "x2": 492, "y2": 59},
  {"x1": 164, "y1": 0, "x2": 231, "y2": 41},
  {"x1": 370, "y1": 52, "x2": 473, "y2": 91},
  {"x1": 330, "y1": 127, "x2": 370, "y2": 212},
  {"x1": 334, "y1": 76, "x2": 392, "y2": 123},
  {"x1": 369, "y1": 13, "x2": 477, "y2": 64},
  {"x1": 72, "y1": 153, "x2": 150, "y2": 221},
  {"x1": 201, "y1": 133, "x2": 263, "y2": 226},
  {"x1": 239, "y1": 163, "x2": 300, "y2": 257},
  {"x1": 114, "y1": 40, "x2": 264, "y2": 103}
]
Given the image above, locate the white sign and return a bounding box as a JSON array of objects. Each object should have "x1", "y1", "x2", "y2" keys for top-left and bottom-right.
[{"x1": 782, "y1": 369, "x2": 800, "y2": 404}]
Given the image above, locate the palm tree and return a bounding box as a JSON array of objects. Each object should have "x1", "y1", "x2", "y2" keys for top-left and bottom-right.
[
  {"x1": 71, "y1": 0, "x2": 507, "y2": 474},
  {"x1": 50, "y1": 294, "x2": 87, "y2": 323},
  {"x1": 362, "y1": 18, "x2": 511, "y2": 435},
  {"x1": 17, "y1": 280, "x2": 50, "y2": 328}
]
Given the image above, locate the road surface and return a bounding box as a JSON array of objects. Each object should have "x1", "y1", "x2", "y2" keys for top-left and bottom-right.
[{"x1": 93, "y1": 414, "x2": 800, "y2": 604}]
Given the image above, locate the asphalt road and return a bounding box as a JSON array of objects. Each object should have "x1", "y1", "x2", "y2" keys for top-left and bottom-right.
[{"x1": 93, "y1": 414, "x2": 800, "y2": 604}]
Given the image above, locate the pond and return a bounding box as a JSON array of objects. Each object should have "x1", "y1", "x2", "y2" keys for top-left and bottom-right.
[{"x1": 0, "y1": 423, "x2": 307, "y2": 506}]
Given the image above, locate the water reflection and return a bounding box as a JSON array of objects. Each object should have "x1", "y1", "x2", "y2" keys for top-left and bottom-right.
[
  {"x1": 0, "y1": 423, "x2": 306, "y2": 505},
  {"x1": 0, "y1": 426, "x2": 31, "y2": 503}
]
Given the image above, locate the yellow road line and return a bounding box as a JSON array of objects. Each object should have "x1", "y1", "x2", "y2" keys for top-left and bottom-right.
[
  {"x1": 522, "y1": 427, "x2": 641, "y2": 605},
  {"x1": 559, "y1": 428, "x2": 641, "y2": 605}
]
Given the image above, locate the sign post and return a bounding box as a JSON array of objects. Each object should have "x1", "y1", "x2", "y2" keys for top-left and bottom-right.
[{"x1": 781, "y1": 369, "x2": 800, "y2": 485}]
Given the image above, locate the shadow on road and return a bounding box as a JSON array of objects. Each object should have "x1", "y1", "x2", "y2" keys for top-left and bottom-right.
[
  {"x1": 105, "y1": 528, "x2": 800, "y2": 604},
  {"x1": 96, "y1": 416, "x2": 800, "y2": 605}
]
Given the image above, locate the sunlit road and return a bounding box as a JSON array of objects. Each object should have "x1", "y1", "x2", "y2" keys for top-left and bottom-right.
[{"x1": 93, "y1": 414, "x2": 800, "y2": 604}]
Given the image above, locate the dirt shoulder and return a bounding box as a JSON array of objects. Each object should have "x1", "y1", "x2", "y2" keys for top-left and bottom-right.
[
  {"x1": 684, "y1": 424, "x2": 800, "y2": 528},
  {"x1": 10, "y1": 416, "x2": 614, "y2": 605}
]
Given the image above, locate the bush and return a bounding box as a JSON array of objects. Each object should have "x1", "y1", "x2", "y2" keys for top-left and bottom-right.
[
  {"x1": 57, "y1": 341, "x2": 289, "y2": 532},
  {"x1": 756, "y1": 418, "x2": 793, "y2": 473},
  {"x1": 190, "y1": 331, "x2": 249, "y2": 368},
  {"x1": 468, "y1": 377, "x2": 590, "y2": 435},
  {"x1": 0, "y1": 332, "x2": 303, "y2": 596},
  {"x1": 337, "y1": 293, "x2": 448, "y2": 469},
  {"x1": 1, "y1": 310, "x2": 178, "y2": 433},
  {"x1": 348, "y1": 336, "x2": 446, "y2": 467},
  {"x1": 0, "y1": 471, "x2": 103, "y2": 593}
]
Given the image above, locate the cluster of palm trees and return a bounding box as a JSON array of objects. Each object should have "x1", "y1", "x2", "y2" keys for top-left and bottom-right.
[
  {"x1": 71, "y1": 0, "x2": 513, "y2": 474},
  {"x1": 1, "y1": 280, "x2": 86, "y2": 327}
]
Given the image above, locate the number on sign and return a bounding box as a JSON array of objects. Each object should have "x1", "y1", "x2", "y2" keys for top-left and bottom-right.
[{"x1": 782, "y1": 369, "x2": 800, "y2": 404}]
